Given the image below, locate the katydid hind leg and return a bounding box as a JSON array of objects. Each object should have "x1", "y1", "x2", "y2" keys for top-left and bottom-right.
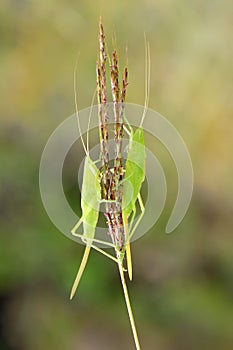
[
  {"x1": 128, "y1": 193, "x2": 145, "y2": 242},
  {"x1": 129, "y1": 205, "x2": 137, "y2": 235},
  {"x1": 126, "y1": 243, "x2": 133, "y2": 281},
  {"x1": 71, "y1": 215, "x2": 84, "y2": 236},
  {"x1": 125, "y1": 204, "x2": 136, "y2": 281},
  {"x1": 70, "y1": 245, "x2": 91, "y2": 299},
  {"x1": 89, "y1": 244, "x2": 118, "y2": 263},
  {"x1": 71, "y1": 231, "x2": 115, "y2": 248}
]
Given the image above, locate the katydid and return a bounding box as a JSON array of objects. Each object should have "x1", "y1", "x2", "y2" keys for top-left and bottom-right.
[
  {"x1": 70, "y1": 65, "x2": 119, "y2": 300},
  {"x1": 123, "y1": 38, "x2": 151, "y2": 281}
]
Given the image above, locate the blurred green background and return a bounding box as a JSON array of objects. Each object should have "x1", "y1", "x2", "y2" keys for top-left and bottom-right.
[{"x1": 0, "y1": 0, "x2": 233, "y2": 349}]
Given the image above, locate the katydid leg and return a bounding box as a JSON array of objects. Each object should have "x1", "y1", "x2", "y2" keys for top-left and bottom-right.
[{"x1": 128, "y1": 193, "x2": 145, "y2": 242}]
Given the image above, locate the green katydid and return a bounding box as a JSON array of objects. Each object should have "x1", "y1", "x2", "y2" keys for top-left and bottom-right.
[
  {"x1": 70, "y1": 64, "x2": 120, "y2": 300},
  {"x1": 123, "y1": 37, "x2": 151, "y2": 281}
]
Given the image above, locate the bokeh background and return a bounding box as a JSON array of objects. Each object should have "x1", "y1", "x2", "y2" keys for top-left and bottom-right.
[{"x1": 0, "y1": 1, "x2": 233, "y2": 349}]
